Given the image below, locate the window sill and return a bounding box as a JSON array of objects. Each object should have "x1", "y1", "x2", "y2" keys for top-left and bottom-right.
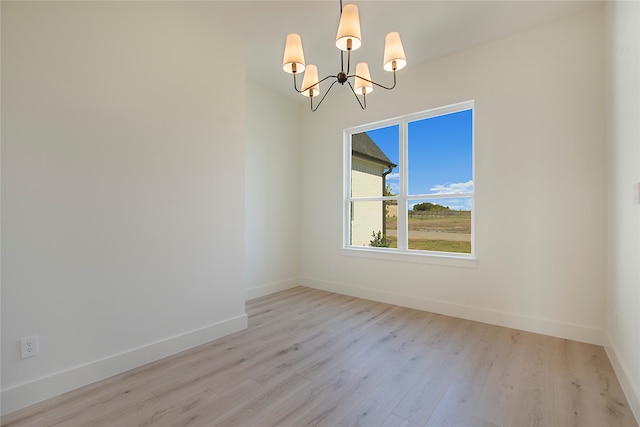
[{"x1": 341, "y1": 247, "x2": 478, "y2": 268}]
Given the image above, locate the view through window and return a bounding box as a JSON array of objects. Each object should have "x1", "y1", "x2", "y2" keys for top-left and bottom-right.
[{"x1": 346, "y1": 101, "x2": 474, "y2": 256}]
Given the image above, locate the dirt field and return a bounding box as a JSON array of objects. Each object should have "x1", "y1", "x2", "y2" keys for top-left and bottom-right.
[
  {"x1": 386, "y1": 229, "x2": 471, "y2": 242},
  {"x1": 383, "y1": 213, "x2": 471, "y2": 252}
]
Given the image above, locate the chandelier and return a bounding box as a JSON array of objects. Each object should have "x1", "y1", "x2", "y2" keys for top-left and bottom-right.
[{"x1": 282, "y1": 0, "x2": 407, "y2": 112}]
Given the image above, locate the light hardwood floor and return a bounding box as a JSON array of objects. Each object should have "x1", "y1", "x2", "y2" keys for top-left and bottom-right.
[{"x1": 2, "y1": 286, "x2": 637, "y2": 427}]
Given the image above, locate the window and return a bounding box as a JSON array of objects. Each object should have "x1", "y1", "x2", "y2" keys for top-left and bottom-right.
[{"x1": 344, "y1": 101, "x2": 474, "y2": 259}]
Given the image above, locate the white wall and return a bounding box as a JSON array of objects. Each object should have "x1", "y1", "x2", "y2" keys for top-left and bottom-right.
[
  {"x1": 300, "y1": 7, "x2": 607, "y2": 344},
  {"x1": 605, "y1": 1, "x2": 640, "y2": 419},
  {"x1": 1, "y1": 2, "x2": 247, "y2": 414},
  {"x1": 244, "y1": 81, "x2": 301, "y2": 299},
  {"x1": 3, "y1": 0, "x2": 637, "y2": 419}
]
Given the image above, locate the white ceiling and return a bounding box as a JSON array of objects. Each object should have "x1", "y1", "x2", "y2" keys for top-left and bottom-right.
[{"x1": 183, "y1": 1, "x2": 601, "y2": 102}]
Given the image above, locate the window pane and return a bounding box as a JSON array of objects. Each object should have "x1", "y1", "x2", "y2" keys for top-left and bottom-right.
[
  {"x1": 351, "y1": 126, "x2": 399, "y2": 198},
  {"x1": 350, "y1": 200, "x2": 397, "y2": 248},
  {"x1": 407, "y1": 198, "x2": 472, "y2": 253},
  {"x1": 407, "y1": 110, "x2": 472, "y2": 196}
]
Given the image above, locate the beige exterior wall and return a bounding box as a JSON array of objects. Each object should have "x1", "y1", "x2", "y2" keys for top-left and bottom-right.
[{"x1": 351, "y1": 158, "x2": 385, "y2": 246}]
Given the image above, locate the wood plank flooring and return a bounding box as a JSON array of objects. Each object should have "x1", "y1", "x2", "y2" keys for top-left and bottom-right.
[{"x1": 2, "y1": 286, "x2": 637, "y2": 427}]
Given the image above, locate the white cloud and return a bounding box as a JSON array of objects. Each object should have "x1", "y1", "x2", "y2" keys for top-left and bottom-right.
[
  {"x1": 441, "y1": 199, "x2": 472, "y2": 211},
  {"x1": 386, "y1": 172, "x2": 400, "y2": 195},
  {"x1": 387, "y1": 172, "x2": 400, "y2": 181},
  {"x1": 429, "y1": 180, "x2": 473, "y2": 195}
]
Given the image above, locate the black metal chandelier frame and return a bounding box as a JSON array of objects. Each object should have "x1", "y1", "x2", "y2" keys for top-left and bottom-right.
[{"x1": 284, "y1": 0, "x2": 405, "y2": 112}]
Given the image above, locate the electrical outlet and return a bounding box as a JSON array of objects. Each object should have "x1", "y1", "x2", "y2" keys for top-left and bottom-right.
[{"x1": 20, "y1": 336, "x2": 39, "y2": 359}]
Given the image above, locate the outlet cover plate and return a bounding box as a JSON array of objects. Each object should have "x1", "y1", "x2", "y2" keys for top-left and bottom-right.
[{"x1": 20, "y1": 336, "x2": 39, "y2": 359}]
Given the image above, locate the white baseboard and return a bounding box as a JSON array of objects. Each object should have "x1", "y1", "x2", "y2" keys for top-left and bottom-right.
[
  {"x1": 245, "y1": 277, "x2": 299, "y2": 301},
  {"x1": 1, "y1": 314, "x2": 248, "y2": 416},
  {"x1": 301, "y1": 277, "x2": 606, "y2": 346},
  {"x1": 604, "y1": 334, "x2": 640, "y2": 424}
]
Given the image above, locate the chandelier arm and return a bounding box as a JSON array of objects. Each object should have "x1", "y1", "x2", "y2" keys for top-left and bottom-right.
[
  {"x1": 346, "y1": 80, "x2": 366, "y2": 110},
  {"x1": 347, "y1": 69, "x2": 398, "y2": 90},
  {"x1": 311, "y1": 79, "x2": 340, "y2": 112},
  {"x1": 295, "y1": 74, "x2": 337, "y2": 94}
]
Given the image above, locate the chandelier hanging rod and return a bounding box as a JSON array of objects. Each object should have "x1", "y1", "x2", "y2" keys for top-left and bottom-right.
[{"x1": 282, "y1": 0, "x2": 407, "y2": 112}]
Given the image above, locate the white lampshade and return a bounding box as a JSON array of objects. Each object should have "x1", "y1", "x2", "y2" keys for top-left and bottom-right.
[
  {"x1": 283, "y1": 33, "x2": 306, "y2": 74},
  {"x1": 335, "y1": 4, "x2": 362, "y2": 51},
  {"x1": 383, "y1": 32, "x2": 407, "y2": 71},
  {"x1": 301, "y1": 64, "x2": 320, "y2": 97},
  {"x1": 354, "y1": 62, "x2": 373, "y2": 95}
]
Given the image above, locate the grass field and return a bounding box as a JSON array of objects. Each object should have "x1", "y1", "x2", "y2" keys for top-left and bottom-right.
[
  {"x1": 384, "y1": 212, "x2": 472, "y2": 253},
  {"x1": 408, "y1": 239, "x2": 471, "y2": 253}
]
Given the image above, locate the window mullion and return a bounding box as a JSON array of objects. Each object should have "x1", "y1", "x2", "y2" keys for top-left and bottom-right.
[
  {"x1": 397, "y1": 119, "x2": 408, "y2": 252},
  {"x1": 344, "y1": 130, "x2": 352, "y2": 248}
]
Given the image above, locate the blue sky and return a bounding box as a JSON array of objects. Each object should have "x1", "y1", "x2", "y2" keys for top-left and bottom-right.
[{"x1": 365, "y1": 109, "x2": 473, "y2": 210}]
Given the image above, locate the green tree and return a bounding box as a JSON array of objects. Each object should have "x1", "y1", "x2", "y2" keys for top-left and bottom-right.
[
  {"x1": 384, "y1": 183, "x2": 395, "y2": 197},
  {"x1": 413, "y1": 202, "x2": 451, "y2": 212}
]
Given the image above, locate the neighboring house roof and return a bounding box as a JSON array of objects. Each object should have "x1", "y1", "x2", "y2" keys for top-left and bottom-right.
[{"x1": 352, "y1": 132, "x2": 397, "y2": 168}]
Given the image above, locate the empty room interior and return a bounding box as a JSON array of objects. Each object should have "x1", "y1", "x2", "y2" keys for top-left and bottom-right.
[{"x1": 1, "y1": 0, "x2": 639, "y2": 426}]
